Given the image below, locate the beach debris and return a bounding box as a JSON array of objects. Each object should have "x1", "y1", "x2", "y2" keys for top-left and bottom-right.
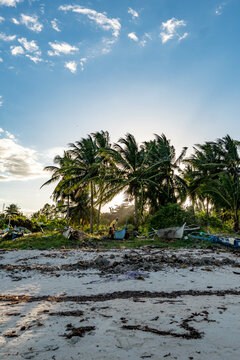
[
  {"x1": 4, "y1": 330, "x2": 19, "y2": 338},
  {"x1": 1, "y1": 288, "x2": 240, "y2": 305},
  {"x1": 62, "y1": 324, "x2": 95, "y2": 339},
  {"x1": 48, "y1": 310, "x2": 84, "y2": 317}
]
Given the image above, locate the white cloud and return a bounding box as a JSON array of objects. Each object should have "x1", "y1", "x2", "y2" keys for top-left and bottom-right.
[
  {"x1": 11, "y1": 17, "x2": 19, "y2": 24},
  {"x1": 0, "y1": 16, "x2": 5, "y2": 22},
  {"x1": 0, "y1": 96, "x2": 3, "y2": 106},
  {"x1": 51, "y1": 18, "x2": 61, "y2": 32},
  {"x1": 160, "y1": 18, "x2": 188, "y2": 43},
  {"x1": 26, "y1": 54, "x2": 42, "y2": 63},
  {"x1": 80, "y1": 57, "x2": 87, "y2": 71},
  {"x1": 19, "y1": 14, "x2": 43, "y2": 32},
  {"x1": 0, "y1": 57, "x2": 3, "y2": 62},
  {"x1": 128, "y1": 7, "x2": 139, "y2": 20},
  {"x1": 10, "y1": 45, "x2": 24, "y2": 55},
  {"x1": 5, "y1": 130, "x2": 15, "y2": 139},
  {"x1": 0, "y1": 129, "x2": 45, "y2": 181},
  {"x1": 65, "y1": 60, "x2": 77, "y2": 73},
  {"x1": 59, "y1": 5, "x2": 121, "y2": 38},
  {"x1": 128, "y1": 32, "x2": 139, "y2": 42},
  {"x1": 0, "y1": 0, "x2": 22, "y2": 6},
  {"x1": 18, "y1": 37, "x2": 40, "y2": 53},
  {"x1": 0, "y1": 32, "x2": 16, "y2": 41},
  {"x1": 0, "y1": 127, "x2": 3, "y2": 132},
  {"x1": 48, "y1": 41, "x2": 78, "y2": 56}
]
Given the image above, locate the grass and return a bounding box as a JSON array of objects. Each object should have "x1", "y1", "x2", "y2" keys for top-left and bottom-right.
[{"x1": 0, "y1": 230, "x2": 220, "y2": 250}]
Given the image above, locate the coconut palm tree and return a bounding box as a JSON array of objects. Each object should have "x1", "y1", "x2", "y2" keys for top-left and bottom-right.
[
  {"x1": 142, "y1": 134, "x2": 187, "y2": 214},
  {"x1": 101, "y1": 133, "x2": 164, "y2": 229},
  {"x1": 5, "y1": 203, "x2": 21, "y2": 216}
]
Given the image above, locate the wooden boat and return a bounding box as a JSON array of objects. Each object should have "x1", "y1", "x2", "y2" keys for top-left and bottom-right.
[{"x1": 153, "y1": 223, "x2": 185, "y2": 239}]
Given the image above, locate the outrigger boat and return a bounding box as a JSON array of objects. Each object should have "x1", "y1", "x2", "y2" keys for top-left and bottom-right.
[
  {"x1": 152, "y1": 223, "x2": 186, "y2": 239},
  {"x1": 189, "y1": 232, "x2": 240, "y2": 248}
]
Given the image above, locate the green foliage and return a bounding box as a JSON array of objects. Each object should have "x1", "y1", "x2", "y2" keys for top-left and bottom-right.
[
  {"x1": 10, "y1": 216, "x2": 41, "y2": 232},
  {"x1": 196, "y1": 211, "x2": 233, "y2": 233},
  {"x1": 147, "y1": 203, "x2": 197, "y2": 230}
]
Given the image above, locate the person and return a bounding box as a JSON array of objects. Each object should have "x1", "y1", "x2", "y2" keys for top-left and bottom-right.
[{"x1": 109, "y1": 217, "x2": 118, "y2": 239}]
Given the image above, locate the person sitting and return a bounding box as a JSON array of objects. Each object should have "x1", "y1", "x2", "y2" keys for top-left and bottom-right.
[{"x1": 109, "y1": 217, "x2": 118, "y2": 239}]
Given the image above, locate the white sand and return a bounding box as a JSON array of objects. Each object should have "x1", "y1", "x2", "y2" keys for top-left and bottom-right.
[{"x1": 0, "y1": 248, "x2": 240, "y2": 360}]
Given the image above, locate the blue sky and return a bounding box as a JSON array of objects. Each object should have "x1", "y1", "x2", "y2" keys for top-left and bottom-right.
[{"x1": 0, "y1": 0, "x2": 239, "y2": 213}]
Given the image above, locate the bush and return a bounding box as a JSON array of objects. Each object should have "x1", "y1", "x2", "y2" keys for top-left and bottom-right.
[
  {"x1": 196, "y1": 211, "x2": 233, "y2": 232},
  {"x1": 147, "y1": 203, "x2": 197, "y2": 231},
  {"x1": 10, "y1": 216, "x2": 41, "y2": 232}
]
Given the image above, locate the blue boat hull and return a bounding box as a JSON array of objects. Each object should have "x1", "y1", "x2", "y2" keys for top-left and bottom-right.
[
  {"x1": 114, "y1": 228, "x2": 126, "y2": 240},
  {"x1": 189, "y1": 232, "x2": 240, "y2": 248}
]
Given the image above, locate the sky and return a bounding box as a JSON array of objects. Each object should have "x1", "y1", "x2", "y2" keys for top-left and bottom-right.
[{"x1": 0, "y1": 0, "x2": 240, "y2": 214}]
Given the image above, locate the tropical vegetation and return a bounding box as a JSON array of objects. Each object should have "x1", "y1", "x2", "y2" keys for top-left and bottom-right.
[{"x1": 39, "y1": 132, "x2": 240, "y2": 234}]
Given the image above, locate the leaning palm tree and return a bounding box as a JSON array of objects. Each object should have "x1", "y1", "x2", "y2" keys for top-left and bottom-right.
[{"x1": 41, "y1": 151, "x2": 74, "y2": 226}]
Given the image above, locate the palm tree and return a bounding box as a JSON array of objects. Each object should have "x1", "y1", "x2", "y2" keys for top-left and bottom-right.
[
  {"x1": 65, "y1": 135, "x2": 101, "y2": 233},
  {"x1": 101, "y1": 133, "x2": 163, "y2": 229},
  {"x1": 41, "y1": 151, "x2": 74, "y2": 227},
  {"x1": 184, "y1": 135, "x2": 240, "y2": 230},
  {"x1": 5, "y1": 204, "x2": 20, "y2": 216},
  {"x1": 143, "y1": 134, "x2": 187, "y2": 214},
  {"x1": 205, "y1": 173, "x2": 240, "y2": 231}
]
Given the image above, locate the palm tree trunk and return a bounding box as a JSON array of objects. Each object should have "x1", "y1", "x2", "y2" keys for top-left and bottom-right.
[
  {"x1": 97, "y1": 202, "x2": 102, "y2": 232},
  {"x1": 66, "y1": 195, "x2": 70, "y2": 228},
  {"x1": 134, "y1": 193, "x2": 138, "y2": 231},
  {"x1": 234, "y1": 208, "x2": 239, "y2": 232},
  {"x1": 90, "y1": 181, "x2": 94, "y2": 233}
]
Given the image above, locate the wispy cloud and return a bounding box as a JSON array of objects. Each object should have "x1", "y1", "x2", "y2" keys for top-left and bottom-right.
[
  {"x1": 160, "y1": 18, "x2": 188, "y2": 43},
  {"x1": 215, "y1": 2, "x2": 227, "y2": 15},
  {"x1": 0, "y1": 95, "x2": 3, "y2": 106},
  {"x1": 59, "y1": 5, "x2": 121, "y2": 38},
  {"x1": 48, "y1": 41, "x2": 78, "y2": 56},
  {"x1": 140, "y1": 33, "x2": 152, "y2": 47},
  {"x1": 80, "y1": 57, "x2": 86, "y2": 71},
  {"x1": 25, "y1": 54, "x2": 42, "y2": 63},
  {"x1": 10, "y1": 45, "x2": 24, "y2": 55},
  {"x1": 0, "y1": 0, "x2": 22, "y2": 6},
  {"x1": 128, "y1": 7, "x2": 139, "y2": 20},
  {"x1": 17, "y1": 14, "x2": 43, "y2": 32},
  {"x1": 0, "y1": 16, "x2": 5, "y2": 22},
  {"x1": 65, "y1": 60, "x2": 77, "y2": 73},
  {"x1": 128, "y1": 32, "x2": 139, "y2": 42},
  {"x1": 0, "y1": 57, "x2": 3, "y2": 62},
  {"x1": 0, "y1": 129, "x2": 45, "y2": 181},
  {"x1": 51, "y1": 18, "x2": 61, "y2": 32},
  {"x1": 0, "y1": 32, "x2": 16, "y2": 41}
]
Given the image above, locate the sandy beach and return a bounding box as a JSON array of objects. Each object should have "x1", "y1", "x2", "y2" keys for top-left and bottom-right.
[{"x1": 1, "y1": 247, "x2": 240, "y2": 360}]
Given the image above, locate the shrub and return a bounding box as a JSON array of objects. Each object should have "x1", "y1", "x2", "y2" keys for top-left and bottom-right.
[{"x1": 147, "y1": 203, "x2": 197, "y2": 231}]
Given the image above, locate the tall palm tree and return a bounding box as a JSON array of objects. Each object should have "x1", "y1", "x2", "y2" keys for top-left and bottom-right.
[
  {"x1": 143, "y1": 134, "x2": 187, "y2": 214},
  {"x1": 101, "y1": 133, "x2": 162, "y2": 229}
]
